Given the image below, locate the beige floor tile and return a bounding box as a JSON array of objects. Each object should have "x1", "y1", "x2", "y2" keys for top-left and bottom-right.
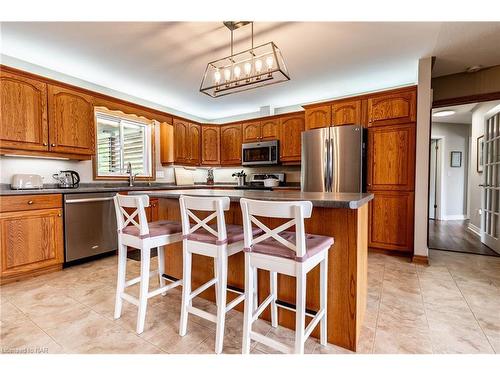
[
  {"x1": 254, "y1": 325, "x2": 317, "y2": 354},
  {"x1": 146, "y1": 320, "x2": 212, "y2": 354},
  {"x1": 0, "y1": 318, "x2": 64, "y2": 354},
  {"x1": 0, "y1": 301, "x2": 28, "y2": 324}
]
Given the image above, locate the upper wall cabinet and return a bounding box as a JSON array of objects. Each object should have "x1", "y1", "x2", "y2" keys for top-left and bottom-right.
[
  {"x1": 332, "y1": 99, "x2": 361, "y2": 126},
  {"x1": 188, "y1": 123, "x2": 201, "y2": 165},
  {"x1": 279, "y1": 113, "x2": 304, "y2": 164},
  {"x1": 173, "y1": 118, "x2": 189, "y2": 164},
  {"x1": 220, "y1": 123, "x2": 242, "y2": 165},
  {"x1": 367, "y1": 90, "x2": 416, "y2": 127},
  {"x1": 305, "y1": 105, "x2": 331, "y2": 130},
  {"x1": 48, "y1": 85, "x2": 95, "y2": 155},
  {"x1": 201, "y1": 125, "x2": 220, "y2": 165},
  {"x1": 260, "y1": 118, "x2": 280, "y2": 141},
  {"x1": 0, "y1": 71, "x2": 49, "y2": 151},
  {"x1": 367, "y1": 123, "x2": 416, "y2": 191},
  {"x1": 242, "y1": 121, "x2": 261, "y2": 143}
]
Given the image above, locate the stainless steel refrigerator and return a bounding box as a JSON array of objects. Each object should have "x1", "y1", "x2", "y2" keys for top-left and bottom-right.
[{"x1": 301, "y1": 125, "x2": 366, "y2": 192}]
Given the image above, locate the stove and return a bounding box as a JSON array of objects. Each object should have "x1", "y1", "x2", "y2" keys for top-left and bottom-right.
[{"x1": 233, "y1": 173, "x2": 286, "y2": 191}]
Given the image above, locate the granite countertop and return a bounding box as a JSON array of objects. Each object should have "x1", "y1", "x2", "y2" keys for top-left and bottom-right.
[
  {"x1": 0, "y1": 183, "x2": 301, "y2": 196},
  {"x1": 129, "y1": 189, "x2": 374, "y2": 209}
]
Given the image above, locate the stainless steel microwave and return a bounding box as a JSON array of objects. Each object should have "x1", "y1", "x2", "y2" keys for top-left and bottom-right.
[{"x1": 242, "y1": 140, "x2": 279, "y2": 166}]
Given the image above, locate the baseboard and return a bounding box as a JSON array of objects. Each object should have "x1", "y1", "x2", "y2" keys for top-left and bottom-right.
[
  {"x1": 412, "y1": 255, "x2": 429, "y2": 265},
  {"x1": 467, "y1": 223, "x2": 481, "y2": 237},
  {"x1": 441, "y1": 214, "x2": 467, "y2": 221}
]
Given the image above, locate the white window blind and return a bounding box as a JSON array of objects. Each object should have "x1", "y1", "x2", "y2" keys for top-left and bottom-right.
[{"x1": 96, "y1": 111, "x2": 153, "y2": 177}]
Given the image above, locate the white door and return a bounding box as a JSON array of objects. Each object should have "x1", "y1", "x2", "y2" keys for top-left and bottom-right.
[{"x1": 481, "y1": 110, "x2": 500, "y2": 252}]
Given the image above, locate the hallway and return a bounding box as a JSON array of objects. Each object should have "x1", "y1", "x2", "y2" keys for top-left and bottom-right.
[{"x1": 428, "y1": 219, "x2": 499, "y2": 256}]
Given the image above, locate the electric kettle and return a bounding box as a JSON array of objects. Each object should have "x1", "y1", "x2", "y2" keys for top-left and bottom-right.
[{"x1": 52, "y1": 170, "x2": 80, "y2": 188}]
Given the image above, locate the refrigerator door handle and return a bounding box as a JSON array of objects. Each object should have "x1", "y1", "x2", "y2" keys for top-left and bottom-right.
[
  {"x1": 329, "y1": 137, "x2": 334, "y2": 192},
  {"x1": 324, "y1": 137, "x2": 330, "y2": 191}
]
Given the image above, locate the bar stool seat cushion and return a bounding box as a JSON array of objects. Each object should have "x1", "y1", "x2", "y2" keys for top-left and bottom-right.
[
  {"x1": 121, "y1": 220, "x2": 182, "y2": 239},
  {"x1": 246, "y1": 231, "x2": 333, "y2": 262},
  {"x1": 186, "y1": 224, "x2": 263, "y2": 245}
]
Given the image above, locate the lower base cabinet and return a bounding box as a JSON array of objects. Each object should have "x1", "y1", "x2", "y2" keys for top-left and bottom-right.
[
  {"x1": 368, "y1": 190, "x2": 414, "y2": 252},
  {"x1": 0, "y1": 195, "x2": 64, "y2": 284}
]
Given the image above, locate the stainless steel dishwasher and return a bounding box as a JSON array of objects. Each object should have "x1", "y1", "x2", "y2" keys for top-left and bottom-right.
[{"x1": 64, "y1": 192, "x2": 118, "y2": 263}]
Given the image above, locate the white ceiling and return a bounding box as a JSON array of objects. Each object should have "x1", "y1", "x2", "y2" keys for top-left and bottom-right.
[
  {"x1": 2, "y1": 22, "x2": 500, "y2": 120},
  {"x1": 432, "y1": 103, "x2": 477, "y2": 124}
]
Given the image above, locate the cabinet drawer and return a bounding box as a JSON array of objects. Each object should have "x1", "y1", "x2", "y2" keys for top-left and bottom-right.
[{"x1": 0, "y1": 194, "x2": 62, "y2": 212}]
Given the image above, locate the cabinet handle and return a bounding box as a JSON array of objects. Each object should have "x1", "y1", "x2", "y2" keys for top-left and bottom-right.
[
  {"x1": 51, "y1": 143, "x2": 56, "y2": 147},
  {"x1": 58, "y1": 213, "x2": 62, "y2": 217},
  {"x1": 27, "y1": 200, "x2": 34, "y2": 205},
  {"x1": 43, "y1": 142, "x2": 48, "y2": 146}
]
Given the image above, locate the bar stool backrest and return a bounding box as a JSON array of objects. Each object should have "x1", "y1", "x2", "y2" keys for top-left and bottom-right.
[
  {"x1": 179, "y1": 195, "x2": 230, "y2": 244},
  {"x1": 114, "y1": 194, "x2": 150, "y2": 237},
  {"x1": 240, "y1": 198, "x2": 313, "y2": 259}
]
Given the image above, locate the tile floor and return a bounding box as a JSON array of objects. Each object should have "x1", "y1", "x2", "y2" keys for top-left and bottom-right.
[{"x1": 1, "y1": 250, "x2": 499, "y2": 354}]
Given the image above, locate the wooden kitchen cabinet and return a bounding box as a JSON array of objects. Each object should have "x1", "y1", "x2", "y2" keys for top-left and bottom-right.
[
  {"x1": 173, "y1": 119, "x2": 200, "y2": 165},
  {"x1": 146, "y1": 198, "x2": 159, "y2": 222},
  {"x1": 367, "y1": 90, "x2": 416, "y2": 127},
  {"x1": 159, "y1": 122, "x2": 174, "y2": 165},
  {"x1": 242, "y1": 121, "x2": 261, "y2": 143},
  {"x1": 201, "y1": 125, "x2": 220, "y2": 165},
  {"x1": 0, "y1": 194, "x2": 64, "y2": 285},
  {"x1": 260, "y1": 118, "x2": 280, "y2": 141},
  {"x1": 0, "y1": 70, "x2": 49, "y2": 151},
  {"x1": 332, "y1": 99, "x2": 361, "y2": 126},
  {"x1": 220, "y1": 123, "x2": 242, "y2": 165},
  {"x1": 368, "y1": 191, "x2": 414, "y2": 252},
  {"x1": 47, "y1": 85, "x2": 95, "y2": 155},
  {"x1": 279, "y1": 113, "x2": 305, "y2": 164},
  {"x1": 188, "y1": 123, "x2": 200, "y2": 165},
  {"x1": 367, "y1": 123, "x2": 415, "y2": 191},
  {"x1": 305, "y1": 104, "x2": 331, "y2": 130}
]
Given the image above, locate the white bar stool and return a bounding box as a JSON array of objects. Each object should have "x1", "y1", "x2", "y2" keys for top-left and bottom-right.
[
  {"x1": 113, "y1": 194, "x2": 183, "y2": 334},
  {"x1": 178, "y1": 195, "x2": 262, "y2": 354},
  {"x1": 240, "y1": 198, "x2": 333, "y2": 354}
]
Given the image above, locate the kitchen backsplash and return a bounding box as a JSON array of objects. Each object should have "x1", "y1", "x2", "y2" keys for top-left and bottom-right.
[{"x1": 0, "y1": 156, "x2": 301, "y2": 185}]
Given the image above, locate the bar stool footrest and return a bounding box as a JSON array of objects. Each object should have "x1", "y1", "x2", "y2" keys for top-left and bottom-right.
[
  {"x1": 250, "y1": 331, "x2": 293, "y2": 354},
  {"x1": 187, "y1": 305, "x2": 218, "y2": 323}
]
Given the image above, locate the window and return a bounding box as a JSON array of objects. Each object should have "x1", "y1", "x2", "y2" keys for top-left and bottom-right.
[{"x1": 95, "y1": 109, "x2": 154, "y2": 179}]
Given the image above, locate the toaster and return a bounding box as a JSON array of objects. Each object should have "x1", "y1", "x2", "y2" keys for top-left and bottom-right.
[{"x1": 11, "y1": 174, "x2": 44, "y2": 190}]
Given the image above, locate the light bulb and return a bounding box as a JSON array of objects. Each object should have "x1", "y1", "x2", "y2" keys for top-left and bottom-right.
[
  {"x1": 244, "y1": 62, "x2": 252, "y2": 76},
  {"x1": 214, "y1": 70, "x2": 221, "y2": 84},
  {"x1": 234, "y1": 65, "x2": 241, "y2": 79},
  {"x1": 224, "y1": 69, "x2": 231, "y2": 82},
  {"x1": 266, "y1": 55, "x2": 274, "y2": 70},
  {"x1": 255, "y1": 59, "x2": 263, "y2": 74}
]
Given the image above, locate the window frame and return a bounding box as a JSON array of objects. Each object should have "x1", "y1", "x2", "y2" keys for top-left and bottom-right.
[{"x1": 92, "y1": 107, "x2": 156, "y2": 181}]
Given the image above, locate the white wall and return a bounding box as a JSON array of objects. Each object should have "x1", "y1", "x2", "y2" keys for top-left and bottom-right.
[
  {"x1": 431, "y1": 122, "x2": 470, "y2": 220},
  {"x1": 414, "y1": 57, "x2": 433, "y2": 259},
  {"x1": 468, "y1": 101, "x2": 500, "y2": 231}
]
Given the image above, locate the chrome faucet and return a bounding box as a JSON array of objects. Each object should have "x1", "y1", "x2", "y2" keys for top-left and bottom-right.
[{"x1": 126, "y1": 162, "x2": 138, "y2": 187}]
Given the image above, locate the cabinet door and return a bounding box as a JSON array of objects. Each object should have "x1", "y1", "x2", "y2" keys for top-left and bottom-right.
[
  {"x1": 367, "y1": 90, "x2": 416, "y2": 127},
  {"x1": 369, "y1": 191, "x2": 414, "y2": 252},
  {"x1": 159, "y1": 122, "x2": 174, "y2": 165},
  {"x1": 367, "y1": 124, "x2": 415, "y2": 191},
  {"x1": 220, "y1": 124, "x2": 242, "y2": 165},
  {"x1": 0, "y1": 208, "x2": 64, "y2": 281},
  {"x1": 173, "y1": 119, "x2": 189, "y2": 164},
  {"x1": 279, "y1": 114, "x2": 305, "y2": 163},
  {"x1": 188, "y1": 124, "x2": 200, "y2": 165},
  {"x1": 145, "y1": 198, "x2": 159, "y2": 222},
  {"x1": 201, "y1": 125, "x2": 220, "y2": 165},
  {"x1": 0, "y1": 71, "x2": 49, "y2": 151},
  {"x1": 305, "y1": 105, "x2": 331, "y2": 130},
  {"x1": 242, "y1": 121, "x2": 261, "y2": 143},
  {"x1": 48, "y1": 85, "x2": 94, "y2": 155},
  {"x1": 260, "y1": 119, "x2": 280, "y2": 141},
  {"x1": 332, "y1": 99, "x2": 361, "y2": 126}
]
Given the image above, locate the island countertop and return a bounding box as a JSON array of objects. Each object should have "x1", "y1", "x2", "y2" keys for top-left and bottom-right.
[{"x1": 129, "y1": 188, "x2": 373, "y2": 209}]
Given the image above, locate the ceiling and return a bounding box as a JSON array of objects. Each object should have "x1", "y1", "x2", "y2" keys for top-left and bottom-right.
[
  {"x1": 2, "y1": 22, "x2": 500, "y2": 120},
  {"x1": 431, "y1": 103, "x2": 477, "y2": 124}
]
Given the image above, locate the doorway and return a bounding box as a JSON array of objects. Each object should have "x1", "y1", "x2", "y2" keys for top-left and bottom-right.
[{"x1": 427, "y1": 101, "x2": 500, "y2": 257}]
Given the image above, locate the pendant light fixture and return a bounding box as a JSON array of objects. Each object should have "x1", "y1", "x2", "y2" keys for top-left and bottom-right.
[{"x1": 200, "y1": 22, "x2": 290, "y2": 98}]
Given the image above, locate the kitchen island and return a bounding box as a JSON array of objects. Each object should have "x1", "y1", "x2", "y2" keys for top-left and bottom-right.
[{"x1": 131, "y1": 189, "x2": 373, "y2": 351}]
